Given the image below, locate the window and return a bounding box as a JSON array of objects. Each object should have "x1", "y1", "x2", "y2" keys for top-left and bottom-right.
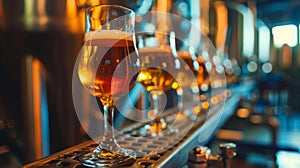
[{"x1": 272, "y1": 24, "x2": 297, "y2": 47}]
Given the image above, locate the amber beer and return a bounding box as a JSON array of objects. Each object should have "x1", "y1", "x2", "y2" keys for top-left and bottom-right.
[{"x1": 79, "y1": 30, "x2": 137, "y2": 104}]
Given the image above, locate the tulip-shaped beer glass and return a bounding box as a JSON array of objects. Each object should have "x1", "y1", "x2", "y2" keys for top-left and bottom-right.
[
  {"x1": 137, "y1": 31, "x2": 180, "y2": 136},
  {"x1": 77, "y1": 5, "x2": 138, "y2": 167}
]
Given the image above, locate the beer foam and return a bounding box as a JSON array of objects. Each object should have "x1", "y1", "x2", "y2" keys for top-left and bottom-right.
[
  {"x1": 85, "y1": 30, "x2": 132, "y2": 41},
  {"x1": 139, "y1": 46, "x2": 171, "y2": 53}
]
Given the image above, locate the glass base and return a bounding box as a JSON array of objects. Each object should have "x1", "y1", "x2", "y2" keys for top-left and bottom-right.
[
  {"x1": 139, "y1": 118, "x2": 178, "y2": 136},
  {"x1": 80, "y1": 146, "x2": 136, "y2": 167}
]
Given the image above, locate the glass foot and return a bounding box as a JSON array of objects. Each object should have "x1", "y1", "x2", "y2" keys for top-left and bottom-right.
[
  {"x1": 80, "y1": 146, "x2": 136, "y2": 167},
  {"x1": 139, "y1": 118, "x2": 178, "y2": 136}
]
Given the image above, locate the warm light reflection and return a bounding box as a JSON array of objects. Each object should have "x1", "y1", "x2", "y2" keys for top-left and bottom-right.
[
  {"x1": 211, "y1": 79, "x2": 223, "y2": 88},
  {"x1": 0, "y1": 0, "x2": 3, "y2": 18},
  {"x1": 215, "y1": 1, "x2": 228, "y2": 53},
  {"x1": 282, "y1": 44, "x2": 292, "y2": 68},
  {"x1": 236, "y1": 108, "x2": 250, "y2": 118},
  {"x1": 200, "y1": 0, "x2": 210, "y2": 35},
  {"x1": 66, "y1": 0, "x2": 81, "y2": 33},
  {"x1": 193, "y1": 106, "x2": 201, "y2": 114},
  {"x1": 0, "y1": 0, "x2": 3, "y2": 28},
  {"x1": 23, "y1": 0, "x2": 82, "y2": 33},
  {"x1": 201, "y1": 101, "x2": 210, "y2": 109},
  {"x1": 157, "y1": 0, "x2": 170, "y2": 32},
  {"x1": 172, "y1": 82, "x2": 179, "y2": 90},
  {"x1": 30, "y1": 58, "x2": 49, "y2": 158},
  {"x1": 32, "y1": 59, "x2": 43, "y2": 159},
  {"x1": 272, "y1": 24, "x2": 297, "y2": 47},
  {"x1": 24, "y1": 0, "x2": 34, "y2": 18},
  {"x1": 211, "y1": 96, "x2": 219, "y2": 105},
  {"x1": 24, "y1": 0, "x2": 35, "y2": 30},
  {"x1": 66, "y1": 0, "x2": 77, "y2": 18},
  {"x1": 216, "y1": 129, "x2": 243, "y2": 140},
  {"x1": 37, "y1": 0, "x2": 46, "y2": 16},
  {"x1": 148, "y1": 110, "x2": 157, "y2": 120},
  {"x1": 250, "y1": 115, "x2": 263, "y2": 124}
]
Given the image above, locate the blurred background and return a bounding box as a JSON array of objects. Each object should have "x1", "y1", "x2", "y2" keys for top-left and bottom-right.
[{"x1": 0, "y1": 0, "x2": 300, "y2": 167}]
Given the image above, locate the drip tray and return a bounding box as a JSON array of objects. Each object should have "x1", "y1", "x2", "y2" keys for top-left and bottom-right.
[{"x1": 24, "y1": 93, "x2": 240, "y2": 168}]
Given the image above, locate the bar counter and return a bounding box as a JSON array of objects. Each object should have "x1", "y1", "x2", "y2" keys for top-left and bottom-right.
[{"x1": 23, "y1": 83, "x2": 251, "y2": 168}]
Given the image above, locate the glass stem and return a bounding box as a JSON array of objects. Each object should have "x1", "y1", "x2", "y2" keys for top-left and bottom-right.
[
  {"x1": 177, "y1": 87, "x2": 183, "y2": 109},
  {"x1": 99, "y1": 103, "x2": 116, "y2": 150},
  {"x1": 152, "y1": 92, "x2": 159, "y2": 121},
  {"x1": 151, "y1": 92, "x2": 162, "y2": 134}
]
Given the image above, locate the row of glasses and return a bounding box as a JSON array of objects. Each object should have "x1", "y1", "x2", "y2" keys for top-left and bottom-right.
[{"x1": 74, "y1": 4, "x2": 224, "y2": 167}]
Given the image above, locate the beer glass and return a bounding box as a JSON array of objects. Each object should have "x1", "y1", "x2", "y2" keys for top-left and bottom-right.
[
  {"x1": 137, "y1": 31, "x2": 180, "y2": 136},
  {"x1": 77, "y1": 5, "x2": 138, "y2": 167}
]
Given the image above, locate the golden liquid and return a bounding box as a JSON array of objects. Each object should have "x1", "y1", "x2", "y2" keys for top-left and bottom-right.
[
  {"x1": 137, "y1": 67, "x2": 174, "y2": 92},
  {"x1": 137, "y1": 47, "x2": 176, "y2": 92}
]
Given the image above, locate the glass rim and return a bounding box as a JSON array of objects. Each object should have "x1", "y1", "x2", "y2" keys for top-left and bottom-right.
[{"x1": 87, "y1": 4, "x2": 135, "y2": 15}]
